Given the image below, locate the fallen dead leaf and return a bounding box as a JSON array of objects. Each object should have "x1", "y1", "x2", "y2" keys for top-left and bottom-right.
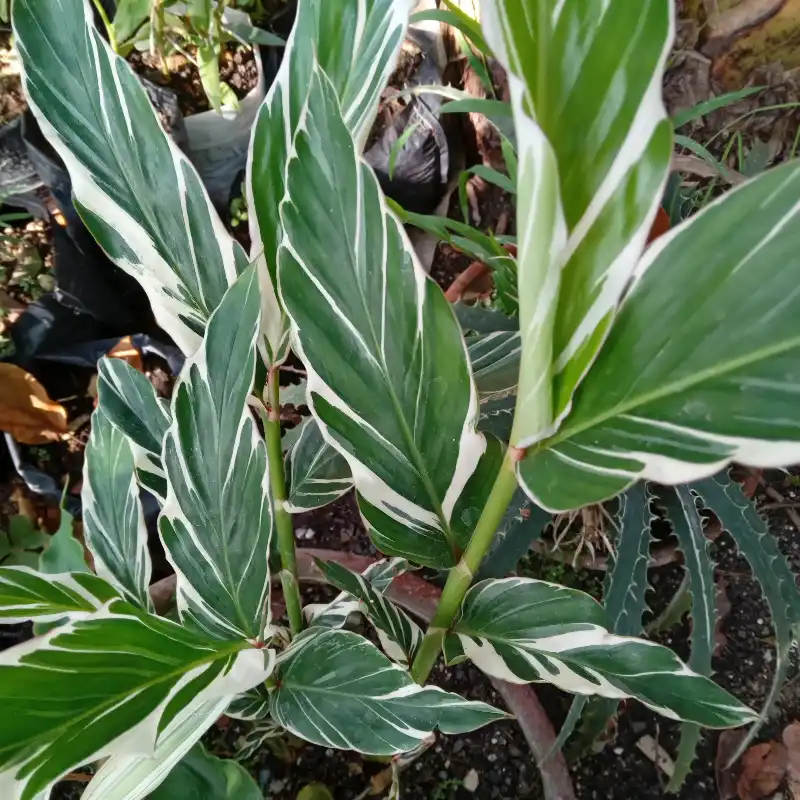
[
  {"x1": 636, "y1": 734, "x2": 675, "y2": 778},
  {"x1": 107, "y1": 336, "x2": 144, "y2": 373},
  {"x1": 0, "y1": 364, "x2": 69, "y2": 444},
  {"x1": 737, "y1": 741, "x2": 787, "y2": 800},
  {"x1": 647, "y1": 207, "x2": 671, "y2": 244},
  {"x1": 783, "y1": 722, "x2": 800, "y2": 799},
  {"x1": 717, "y1": 730, "x2": 749, "y2": 800}
]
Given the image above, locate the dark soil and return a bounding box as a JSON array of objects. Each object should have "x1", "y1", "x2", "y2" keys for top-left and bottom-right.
[{"x1": 127, "y1": 43, "x2": 258, "y2": 117}]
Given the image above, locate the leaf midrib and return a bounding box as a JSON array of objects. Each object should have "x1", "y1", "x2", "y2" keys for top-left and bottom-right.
[{"x1": 546, "y1": 334, "x2": 800, "y2": 448}]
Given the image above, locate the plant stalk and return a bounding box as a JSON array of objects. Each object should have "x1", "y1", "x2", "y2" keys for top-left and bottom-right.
[
  {"x1": 410, "y1": 452, "x2": 520, "y2": 683},
  {"x1": 263, "y1": 368, "x2": 304, "y2": 636},
  {"x1": 90, "y1": 0, "x2": 118, "y2": 53}
]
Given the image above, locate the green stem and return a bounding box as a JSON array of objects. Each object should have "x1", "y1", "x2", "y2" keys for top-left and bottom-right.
[
  {"x1": 90, "y1": 0, "x2": 118, "y2": 53},
  {"x1": 263, "y1": 369, "x2": 304, "y2": 637},
  {"x1": 410, "y1": 452, "x2": 519, "y2": 683}
]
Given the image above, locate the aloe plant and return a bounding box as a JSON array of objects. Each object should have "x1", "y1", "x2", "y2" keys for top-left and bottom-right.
[{"x1": 4, "y1": 1, "x2": 800, "y2": 798}]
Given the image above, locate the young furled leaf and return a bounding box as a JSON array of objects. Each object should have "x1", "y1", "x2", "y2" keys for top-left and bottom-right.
[
  {"x1": 82, "y1": 408, "x2": 152, "y2": 610},
  {"x1": 13, "y1": 0, "x2": 250, "y2": 353},
  {"x1": 270, "y1": 628, "x2": 505, "y2": 755},
  {"x1": 518, "y1": 159, "x2": 800, "y2": 512},
  {"x1": 248, "y1": 0, "x2": 416, "y2": 360},
  {"x1": 483, "y1": 0, "x2": 673, "y2": 447},
  {"x1": 159, "y1": 267, "x2": 273, "y2": 640},
  {"x1": 444, "y1": 577, "x2": 754, "y2": 728},
  {"x1": 0, "y1": 600, "x2": 272, "y2": 800},
  {"x1": 279, "y1": 67, "x2": 486, "y2": 570}
]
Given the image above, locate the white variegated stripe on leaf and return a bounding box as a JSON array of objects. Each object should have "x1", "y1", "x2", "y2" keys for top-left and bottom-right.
[
  {"x1": 81, "y1": 697, "x2": 229, "y2": 800},
  {"x1": 0, "y1": 568, "x2": 118, "y2": 623},
  {"x1": 314, "y1": 559, "x2": 422, "y2": 666},
  {"x1": 270, "y1": 628, "x2": 506, "y2": 755},
  {"x1": 0, "y1": 599, "x2": 272, "y2": 800},
  {"x1": 444, "y1": 578, "x2": 755, "y2": 728},
  {"x1": 518, "y1": 159, "x2": 800, "y2": 512},
  {"x1": 304, "y1": 557, "x2": 412, "y2": 629},
  {"x1": 247, "y1": 0, "x2": 415, "y2": 360},
  {"x1": 159, "y1": 267, "x2": 273, "y2": 641},
  {"x1": 483, "y1": 0, "x2": 674, "y2": 446},
  {"x1": 468, "y1": 331, "x2": 521, "y2": 400},
  {"x1": 13, "y1": 0, "x2": 250, "y2": 355},
  {"x1": 285, "y1": 417, "x2": 353, "y2": 513},
  {"x1": 82, "y1": 408, "x2": 152, "y2": 610},
  {"x1": 279, "y1": 68, "x2": 486, "y2": 570},
  {"x1": 97, "y1": 358, "x2": 171, "y2": 502}
]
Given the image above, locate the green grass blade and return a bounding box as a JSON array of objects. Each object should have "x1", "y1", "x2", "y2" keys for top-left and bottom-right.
[{"x1": 671, "y1": 86, "x2": 763, "y2": 129}]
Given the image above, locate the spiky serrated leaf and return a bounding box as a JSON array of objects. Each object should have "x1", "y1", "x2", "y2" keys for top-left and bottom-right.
[
  {"x1": 483, "y1": 0, "x2": 673, "y2": 447},
  {"x1": 314, "y1": 559, "x2": 422, "y2": 666},
  {"x1": 248, "y1": 0, "x2": 415, "y2": 359},
  {"x1": 662, "y1": 485, "x2": 718, "y2": 789},
  {"x1": 692, "y1": 471, "x2": 800, "y2": 760},
  {"x1": 476, "y1": 490, "x2": 550, "y2": 580},
  {"x1": 444, "y1": 577, "x2": 753, "y2": 728},
  {"x1": 97, "y1": 358, "x2": 171, "y2": 502},
  {"x1": 0, "y1": 568, "x2": 117, "y2": 623},
  {"x1": 518, "y1": 159, "x2": 800, "y2": 512},
  {"x1": 278, "y1": 68, "x2": 485, "y2": 570},
  {"x1": 304, "y1": 557, "x2": 412, "y2": 630},
  {"x1": 570, "y1": 482, "x2": 654, "y2": 752},
  {"x1": 285, "y1": 417, "x2": 353, "y2": 513},
  {"x1": 270, "y1": 628, "x2": 505, "y2": 755},
  {"x1": 159, "y1": 268, "x2": 273, "y2": 641},
  {"x1": 0, "y1": 599, "x2": 272, "y2": 800},
  {"x1": 13, "y1": 0, "x2": 250, "y2": 354},
  {"x1": 81, "y1": 698, "x2": 229, "y2": 800},
  {"x1": 82, "y1": 408, "x2": 152, "y2": 610}
]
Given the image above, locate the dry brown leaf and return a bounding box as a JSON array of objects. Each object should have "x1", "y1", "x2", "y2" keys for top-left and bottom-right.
[
  {"x1": 737, "y1": 741, "x2": 787, "y2": 800},
  {"x1": 107, "y1": 336, "x2": 144, "y2": 373},
  {"x1": 0, "y1": 364, "x2": 69, "y2": 444},
  {"x1": 782, "y1": 722, "x2": 800, "y2": 799},
  {"x1": 369, "y1": 766, "x2": 394, "y2": 796},
  {"x1": 717, "y1": 729, "x2": 748, "y2": 800}
]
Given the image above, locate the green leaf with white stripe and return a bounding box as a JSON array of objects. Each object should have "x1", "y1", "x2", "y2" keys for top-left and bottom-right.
[
  {"x1": 81, "y1": 698, "x2": 229, "y2": 800},
  {"x1": 443, "y1": 577, "x2": 755, "y2": 728},
  {"x1": 315, "y1": 559, "x2": 422, "y2": 666},
  {"x1": 279, "y1": 68, "x2": 486, "y2": 570},
  {"x1": 13, "y1": 0, "x2": 251, "y2": 355},
  {"x1": 97, "y1": 358, "x2": 171, "y2": 502},
  {"x1": 518, "y1": 159, "x2": 800, "y2": 512},
  {"x1": 304, "y1": 557, "x2": 412, "y2": 630},
  {"x1": 0, "y1": 599, "x2": 273, "y2": 800},
  {"x1": 483, "y1": 0, "x2": 674, "y2": 446},
  {"x1": 159, "y1": 267, "x2": 273, "y2": 641},
  {"x1": 468, "y1": 331, "x2": 521, "y2": 400},
  {"x1": 0, "y1": 568, "x2": 118, "y2": 623},
  {"x1": 270, "y1": 627, "x2": 505, "y2": 755},
  {"x1": 82, "y1": 408, "x2": 152, "y2": 610},
  {"x1": 247, "y1": 0, "x2": 415, "y2": 359},
  {"x1": 285, "y1": 418, "x2": 353, "y2": 513},
  {"x1": 693, "y1": 471, "x2": 800, "y2": 761},
  {"x1": 662, "y1": 485, "x2": 717, "y2": 790}
]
